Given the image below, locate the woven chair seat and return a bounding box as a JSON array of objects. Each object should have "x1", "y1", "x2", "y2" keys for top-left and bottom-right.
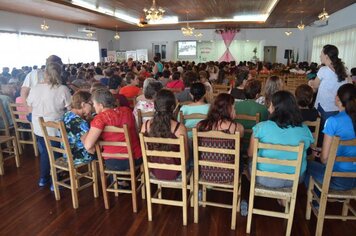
[
  {"x1": 314, "y1": 181, "x2": 356, "y2": 199},
  {"x1": 0, "y1": 136, "x2": 14, "y2": 143},
  {"x1": 54, "y1": 157, "x2": 91, "y2": 169},
  {"x1": 255, "y1": 183, "x2": 293, "y2": 198}
]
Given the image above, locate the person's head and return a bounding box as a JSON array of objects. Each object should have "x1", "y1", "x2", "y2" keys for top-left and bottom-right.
[
  {"x1": 172, "y1": 71, "x2": 181, "y2": 81},
  {"x1": 125, "y1": 72, "x2": 137, "y2": 85},
  {"x1": 153, "y1": 55, "x2": 160, "y2": 63},
  {"x1": 149, "y1": 89, "x2": 177, "y2": 138},
  {"x1": 269, "y1": 90, "x2": 303, "y2": 128},
  {"x1": 190, "y1": 82, "x2": 206, "y2": 102},
  {"x1": 45, "y1": 62, "x2": 62, "y2": 87},
  {"x1": 336, "y1": 83, "x2": 356, "y2": 134},
  {"x1": 162, "y1": 70, "x2": 171, "y2": 79},
  {"x1": 144, "y1": 81, "x2": 163, "y2": 100},
  {"x1": 108, "y1": 75, "x2": 122, "y2": 90},
  {"x1": 320, "y1": 44, "x2": 347, "y2": 82},
  {"x1": 235, "y1": 71, "x2": 249, "y2": 87},
  {"x1": 198, "y1": 93, "x2": 235, "y2": 131},
  {"x1": 91, "y1": 88, "x2": 116, "y2": 114},
  {"x1": 199, "y1": 71, "x2": 208, "y2": 83},
  {"x1": 244, "y1": 79, "x2": 262, "y2": 99},
  {"x1": 71, "y1": 90, "x2": 92, "y2": 117},
  {"x1": 295, "y1": 84, "x2": 314, "y2": 108},
  {"x1": 90, "y1": 82, "x2": 106, "y2": 93},
  {"x1": 183, "y1": 71, "x2": 198, "y2": 87},
  {"x1": 46, "y1": 55, "x2": 62, "y2": 66},
  {"x1": 264, "y1": 75, "x2": 284, "y2": 106},
  {"x1": 104, "y1": 68, "x2": 114, "y2": 78}
]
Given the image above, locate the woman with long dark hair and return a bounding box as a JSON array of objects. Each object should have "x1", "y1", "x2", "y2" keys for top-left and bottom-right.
[
  {"x1": 310, "y1": 44, "x2": 348, "y2": 123},
  {"x1": 248, "y1": 90, "x2": 314, "y2": 188},
  {"x1": 306, "y1": 83, "x2": 356, "y2": 190},
  {"x1": 197, "y1": 93, "x2": 244, "y2": 183},
  {"x1": 140, "y1": 89, "x2": 189, "y2": 180}
]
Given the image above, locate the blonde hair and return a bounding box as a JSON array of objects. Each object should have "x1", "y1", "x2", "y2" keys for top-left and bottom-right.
[
  {"x1": 264, "y1": 76, "x2": 284, "y2": 107},
  {"x1": 45, "y1": 62, "x2": 62, "y2": 87}
]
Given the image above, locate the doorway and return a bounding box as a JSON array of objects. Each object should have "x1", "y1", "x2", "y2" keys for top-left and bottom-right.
[{"x1": 263, "y1": 46, "x2": 277, "y2": 63}]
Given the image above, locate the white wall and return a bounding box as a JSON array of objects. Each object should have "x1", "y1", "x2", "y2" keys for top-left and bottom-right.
[
  {"x1": 0, "y1": 10, "x2": 119, "y2": 55},
  {"x1": 119, "y1": 28, "x2": 306, "y2": 64}
]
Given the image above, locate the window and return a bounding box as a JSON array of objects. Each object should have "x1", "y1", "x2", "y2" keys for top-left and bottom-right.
[
  {"x1": 0, "y1": 32, "x2": 100, "y2": 68},
  {"x1": 311, "y1": 27, "x2": 356, "y2": 70}
]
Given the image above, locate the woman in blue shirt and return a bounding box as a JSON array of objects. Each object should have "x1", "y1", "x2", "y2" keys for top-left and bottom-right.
[
  {"x1": 306, "y1": 83, "x2": 356, "y2": 190},
  {"x1": 248, "y1": 90, "x2": 314, "y2": 188}
]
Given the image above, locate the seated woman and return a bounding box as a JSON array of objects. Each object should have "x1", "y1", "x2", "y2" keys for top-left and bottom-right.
[
  {"x1": 256, "y1": 75, "x2": 284, "y2": 107},
  {"x1": 166, "y1": 72, "x2": 184, "y2": 92},
  {"x1": 84, "y1": 88, "x2": 142, "y2": 172},
  {"x1": 295, "y1": 84, "x2": 319, "y2": 122},
  {"x1": 197, "y1": 93, "x2": 244, "y2": 183},
  {"x1": 62, "y1": 90, "x2": 95, "y2": 165},
  {"x1": 133, "y1": 79, "x2": 163, "y2": 126},
  {"x1": 248, "y1": 90, "x2": 314, "y2": 188},
  {"x1": 306, "y1": 83, "x2": 356, "y2": 190},
  {"x1": 179, "y1": 82, "x2": 210, "y2": 139},
  {"x1": 140, "y1": 89, "x2": 189, "y2": 180},
  {"x1": 230, "y1": 71, "x2": 248, "y2": 100}
]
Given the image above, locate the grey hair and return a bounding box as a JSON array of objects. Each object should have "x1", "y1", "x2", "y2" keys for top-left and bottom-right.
[{"x1": 91, "y1": 88, "x2": 116, "y2": 108}]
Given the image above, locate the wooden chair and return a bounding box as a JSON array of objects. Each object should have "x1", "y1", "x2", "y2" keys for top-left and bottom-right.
[
  {"x1": 0, "y1": 136, "x2": 20, "y2": 175},
  {"x1": 192, "y1": 128, "x2": 241, "y2": 230},
  {"x1": 246, "y1": 138, "x2": 305, "y2": 236},
  {"x1": 304, "y1": 117, "x2": 321, "y2": 144},
  {"x1": 212, "y1": 84, "x2": 230, "y2": 94},
  {"x1": 95, "y1": 125, "x2": 145, "y2": 212},
  {"x1": 306, "y1": 137, "x2": 356, "y2": 236},
  {"x1": 8, "y1": 103, "x2": 38, "y2": 157},
  {"x1": 179, "y1": 111, "x2": 207, "y2": 132},
  {"x1": 137, "y1": 110, "x2": 154, "y2": 131},
  {"x1": 235, "y1": 113, "x2": 260, "y2": 153},
  {"x1": 139, "y1": 133, "x2": 193, "y2": 226},
  {"x1": 39, "y1": 117, "x2": 98, "y2": 209},
  {"x1": 0, "y1": 102, "x2": 13, "y2": 136}
]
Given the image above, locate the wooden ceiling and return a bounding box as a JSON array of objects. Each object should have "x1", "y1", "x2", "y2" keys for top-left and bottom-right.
[{"x1": 0, "y1": 0, "x2": 355, "y2": 31}]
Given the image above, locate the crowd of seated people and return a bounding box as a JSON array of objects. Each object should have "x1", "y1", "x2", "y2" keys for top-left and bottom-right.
[{"x1": 0, "y1": 43, "x2": 355, "y2": 223}]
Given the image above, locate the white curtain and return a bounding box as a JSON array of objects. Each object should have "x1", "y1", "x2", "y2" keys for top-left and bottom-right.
[
  {"x1": 311, "y1": 27, "x2": 356, "y2": 70},
  {"x1": 0, "y1": 32, "x2": 99, "y2": 68}
]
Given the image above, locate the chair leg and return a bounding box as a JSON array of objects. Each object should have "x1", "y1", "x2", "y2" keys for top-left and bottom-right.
[
  {"x1": 113, "y1": 174, "x2": 119, "y2": 197},
  {"x1": 315, "y1": 193, "x2": 328, "y2": 236},
  {"x1": 246, "y1": 187, "x2": 256, "y2": 234},
  {"x1": 11, "y1": 138, "x2": 20, "y2": 168},
  {"x1": 202, "y1": 185, "x2": 207, "y2": 207},
  {"x1": 145, "y1": 176, "x2": 153, "y2": 222},
  {"x1": 182, "y1": 184, "x2": 188, "y2": 226},
  {"x1": 131, "y1": 172, "x2": 138, "y2": 213},
  {"x1": 16, "y1": 134, "x2": 22, "y2": 155},
  {"x1": 237, "y1": 181, "x2": 241, "y2": 213},
  {"x1": 341, "y1": 199, "x2": 350, "y2": 222},
  {"x1": 286, "y1": 198, "x2": 297, "y2": 236},
  {"x1": 158, "y1": 184, "x2": 162, "y2": 199},
  {"x1": 194, "y1": 182, "x2": 199, "y2": 224},
  {"x1": 140, "y1": 165, "x2": 146, "y2": 200},
  {"x1": 285, "y1": 199, "x2": 290, "y2": 214},
  {"x1": 306, "y1": 176, "x2": 314, "y2": 220},
  {"x1": 190, "y1": 173, "x2": 194, "y2": 207},
  {"x1": 0, "y1": 146, "x2": 4, "y2": 175},
  {"x1": 70, "y1": 169, "x2": 79, "y2": 209},
  {"x1": 101, "y1": 173, "x2": 110, "y2": 209},
  {"x1": 91, "y1": 161, "x2": 99, "y2": 198},
  {"x1": 33, "y1": 133, "x2": 39, "y2": 157},
  {"x1": 51, "y1": 167, "x2": 61, "y2": 201},
  {"x1": 231, "y1": 185, "x2": 238, "y2": 230}
]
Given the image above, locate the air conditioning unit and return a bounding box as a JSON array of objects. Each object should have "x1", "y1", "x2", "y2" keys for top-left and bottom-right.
[
  {"x1": 78, "y1": 27, "x2": 96, "y2": 33},
  {"x1": 310, "y1": 20, "x2": 328, "y2": 27}
]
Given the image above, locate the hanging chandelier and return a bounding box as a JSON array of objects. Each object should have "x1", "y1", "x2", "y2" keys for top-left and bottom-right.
[
  {"x1": 181, "y1": 12, "x2": 194, "y2": 36},
  {"x1": 194, "y1": 32, "x2": 203, "y2": 38},
  {"x1": 297, "y1": 20, "x2": 305, "y2": 30},
  {"x1": 114, "y1": 26, "x2": 120, "y2": 40},
  {"x1": 143, "y1": 0, "x2": 165, "y2": 21},
  {"x1": 41, "y1": 19, "x2": 49, "y2": 31},
  {"x1": 285, "y1": 31, "x2": 292, "y2": 36},
  {"x1": 318, "y1": 0, "x2": 329, "y2": 21}
]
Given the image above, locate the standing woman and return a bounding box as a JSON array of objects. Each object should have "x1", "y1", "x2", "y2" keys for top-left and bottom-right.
[
  {"x1": 27, "y1": 61, "x2": 72, "y2": 187},
  {"x1": 309, "y1": 44, "x2": 348, "y2": 123}
]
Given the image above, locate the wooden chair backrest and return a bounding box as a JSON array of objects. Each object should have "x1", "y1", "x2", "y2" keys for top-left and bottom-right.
[
  {"x1": 0, "y1": 101, "x2": 10, "y2": 134},
  {"x1": 179, "y1": 112, "x2": 207, "y2": 132},
  {"x1": 212, "y1": 84, "x2": 230, "y2": 94},
  {"x1": 322, "y1": 137, "x2": 356, "y2": 193},
  {"x1": 139, "y1": 133, "x2": 187, "y2": 182},
  {"x1": 192, "y1": 128, "x2": 240, "y2": 182},
  {"x1": 95, "y1": 125, "x2": 133, "y2": 161},
  {"x1": 235, "y1": 113, "x2": 261, "y2": 136},
  {"x1": 39, "y1": 117, "x2": 74, "y2": 168},
  {"x1": 137, "y1": 110, "x2": 155, "y2": 131},
  {"x1": 304, "y1": 118, "x2": 321, "y2": 145},
  {"x1": 251, "y1": 138, "x2": 304, "y2": 194},
  {"x1": 9, "y1": 103, "x2": 33, "y2": 130}
]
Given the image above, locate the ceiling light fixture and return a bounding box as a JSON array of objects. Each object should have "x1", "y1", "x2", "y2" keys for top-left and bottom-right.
[
  {"x1": 285, "y1": 21, "x2": 292, "y2": 36},
  {"x1": 181, "y1": 12, "x2": 194, "y2": 36},
  {"x1": 297, "y1": 11, "x2": 305, "y2": 30},
  {"x1": 86, "y1": 32, "x2": 93, "y2": 38},
  {"x1": 318, "y1": 0, "x2": 329, "y2": 21},
  {"x1": 194, "y1": 32, "x2": 203, "y2": 38},
  {"x1": 114, "y1": 26, "x2": 120, "y2": 40},
  {"x1": 41, "y1": 19, "x2": 49, "y2": 31},
  {"x1": 143, "y1": 0, "x2": 165, "y2": 22}
]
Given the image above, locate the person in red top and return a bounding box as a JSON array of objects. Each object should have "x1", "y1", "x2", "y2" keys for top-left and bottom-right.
[
  {"x1": 166, "y1": 71, "x2": 184, "y2": 92},
  {"x1": 119, "y1": 72, "x2": 142, "y2": 98},
  {"x1": 84, "y1": 88, "x2": 142, "y2": 171}
]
